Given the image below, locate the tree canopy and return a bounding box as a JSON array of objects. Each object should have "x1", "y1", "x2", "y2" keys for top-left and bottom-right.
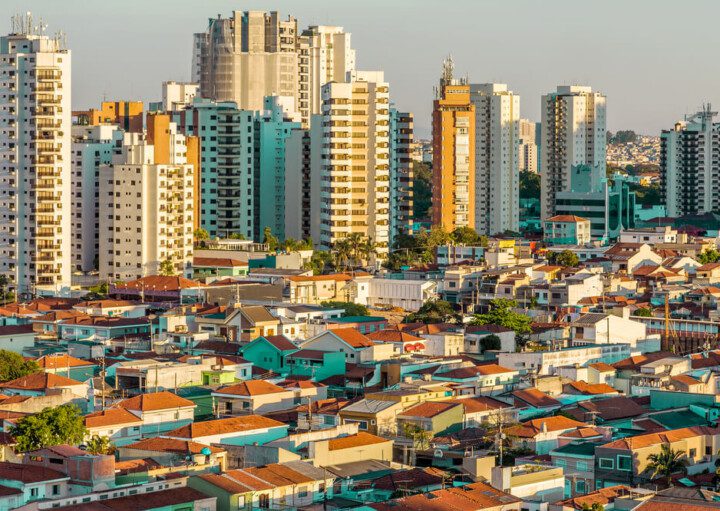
[
  {"x1": 548, "y1": 250, "x2": 580, "y2": 267},
  {"x1": 470, "y1": 299, "x2": 532, "y2": 337},
  {"x1": 634, "y1": 307, "x2": 653, "y2": 317},
  {"x1": 519, "y1": 171, "x2": 540, "y2": 200},
  {"x1": 11, "y1": 405, "x2": 87, "y2": 452},
  {"x1": 412, "y1": 162, "x2": 432, "y2": 220},
  {"x1": 405, "y1": 299, "x2": 456, "y2": 324},
  {"x1": 0, "y1": 350, "x2": 38, "y2": 383},
  {"x1": 699, "y1": 248, "x2": 720, "y2": 265},
  {"x1": 158, "y1": 259, "x2": 176, "y2": 276},
  {"x1": 480, "y1": 334, "x2": 502, "y2": 352},
  {"x1": 321, "y1": 301, "x2": 369, "y2": 317}
]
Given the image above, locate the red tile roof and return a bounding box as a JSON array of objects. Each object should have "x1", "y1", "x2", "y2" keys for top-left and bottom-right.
[
  {"x1": 512, "y1": 388, "x2": 560, "y2": 408},
  {"x1": 117, "y1": 391, "x2": 195, "y2": 412},
  {"x1": 85, "y1": 408, "x2": 144, "y2": 429},
  {"x1": 505, "y1": 416, "x2": 586, "y2": 438},
  {"x1": 602, "y1": 425, "x2": 720, "y2": 450},
  {"x1": 36, "y1": 353, "x2": 95, "y2": 369},
  {"x1": 547, "y1": 215, "x2": 590, "y2": 222},
  {"x1": 328, "y1": 328, "x2": 374, "y2": 348},
  {"x1": 193, "y1": 257, "x2": 248, "y2": 268},
  {"x1": 0, "y1": 462, "x2": 67, "y2": 483},
  {"x1": 327, "y1": 432, "x2": 390, "y2": 451},
  {"x1": 165, "y1": 415, "x2": 286, "y2": 439},
  {"x1": 0, "y1": 372, "x2": 83, "y2": 391},
  {"x1": 399, "y1": 401, "x2": 462, "y2": 419},
  {"x1": 214, "y1": 380, "x2": 287, "y2": 397},
  {"x1": 113, "y1": 275, "x2": 205, "y2": 291},
  {"x1": 124, "y1": 437, "x2": 224, "y2": 455}
]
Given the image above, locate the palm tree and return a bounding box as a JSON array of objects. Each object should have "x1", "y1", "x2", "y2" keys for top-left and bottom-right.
[
  {"x1": 357, "y1": 236, "x2": 377, "y2": 267},
  {"x1": 332, "y1": 239, "x2": 353, "y2": 272},
  {"x1": 86, "y1": 435, "x2": 115, "y2": 455},
  {"x1": 646, "y1": 444, "x2": 687, "y2": 486},
  {"x1": 345, "y1": 233, "x2": 365, "y2": 268}
]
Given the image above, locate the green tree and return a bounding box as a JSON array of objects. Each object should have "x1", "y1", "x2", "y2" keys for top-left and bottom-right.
[
  {"x1": 646, "y1": 444, "x2": 687, "y2": 485},
  {"x1": 158, "y1": 259, "x2": 176, "y2": 276},
  {"x1": 263, "y1": 227, "x2": 279, "y2": 252},
  {"x1": 84, "y1": 282, "x2": 109, "y2": 301},
  {"x1": 412, "y1": 161, "x2": 432, "y2": 220},
  {"x1": 581, "y1": 503, "x2": 605, "y2": 511},
  {"x1": 519, "y1": 170, "x2": 540, "y2": 200},
  {"x1": 0, "y1": 350, "x2": 38, "y2": 383},
  {"x1": 228, "y1": 232, "x2": 246, "y2": 240},
  {"x1": 86, "y1": 434, "x2": 115, "y2": 455},
  {"x1": 402, "y1": 423, "x2": 432, "y2": 450},
  {"x1": 699, "y1": 248, "x2": 720, "y2": 265},
  {"x1": 471, "y1": 298, "x2": 532, "y2": 338},
  {"x1": 405, "y1": 299, "x2": 456, "y2": 324},
  {"x1": 193, "y1": 228, "x2": 210, "y2": 248},
  {"x1": 321, "y1": 301, "x2": 369, "y2": 317},
  {"x1": 11, "y1": 405, "x2": 87, "y2": 452},
  {"x1": 0, "y1": 274, "x2": 9, "y2": 303},
  {"x1": 634, "y1": 307, "x2": 653, "y2": 317},
  {"x1": 450, "y1": 226, "x2": 482, "y2": 245},
  {"x1": 548, "y1": 250, "x2": 580, "y2": 267},
  {"x1": 303, "y1": 250, "x2": 333, "y2": 275},
  {"x1": 480, "y1": 334, "x2": 502, "y2": 352},
  {"x1": 332, "y1": 239, "x2": 353, "y2": 272}
]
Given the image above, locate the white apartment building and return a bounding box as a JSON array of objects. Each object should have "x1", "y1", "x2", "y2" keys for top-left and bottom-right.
[
  {"x1": 162, "y1": 81, "x2": 198, "y2": 111},
  {"x1": 196, "y1": 12, "x2": 356, "y2": 128},
  {"x1": 71, "y1": 124, "x2": 119, "y2": 273},
  {"x1": 519, "y1": 118, "x2": 537, "y2": 172},
  {"x1": 319, "y1": 71, "x2": 390, "y2": 260},
  {"x1": 661, "y1": 107, "x2": 720, "y2": 217},
  {"x1": 470, "y1": 83, "x2": 520, "y2": 235},
  {"x1": 540, "y1": 85, "x2": 606, "y2": 220},
  {"x1": 299, "y1": 25, "x2": 356, "y2": 127},
  {"x1": 0, "y1": 20, "x2": 72, "y2": 297},
  {"x1": 99, "y1": 125, "x2": 194, "y2": 281}
]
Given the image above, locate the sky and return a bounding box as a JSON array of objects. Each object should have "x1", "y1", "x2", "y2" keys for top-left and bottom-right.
[{"x1": 7, "y1": 0, "x2": 720, "y2": 138}]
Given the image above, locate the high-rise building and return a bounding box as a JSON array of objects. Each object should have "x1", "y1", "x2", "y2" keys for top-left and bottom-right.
[
  {"x1": 298, "y1": 25, "x2": 356, "y2": 125},
  {"x1": 319, "y1": 71, "x2": 390, "y2": 260},
  {"x1": 174, "y1": 99, "x2": 255, "y2": 239},
  {"x1": 519, "y1": 118, "x2": 538, "y2": 173},
  {"x1": 661, "y1": 107, "x2": 720, "y2": 218},
  {"x1": 197, "y1": 11, "x2": 300, "y2": 117},
  {"x1": 540, "y1": 85, "x2": 606, "y2": 221},
  {"x1": 284, "y1": 114, "x2": 322, "y2": 243},
  {"x1": 195, "y1": 12, "x2": 355, "y2": 128},
  {"x1": 99, "y1": 120, "x2": 194, "y2": 281},
  {"x1": 431, "y1": 58, "x2": 474, "y2": 231},
  {"x1": 73, "y1": 101, "x2": 143, "y2": 133},
  {"x1": 0, "y1": 17, "x2": 72, "y2": 296},
  {"x1": 389, "y1": 109, "x2": 414, "y2": 244},
  {"x1": 254, "y1": 96, "x2": 302, "y2": 241},
  {"x1": 162, "y1": 81, "x2": 199, "y2": 112},
  {"x1": 470, "y1": 83, "x2": 520, "y2": 235},
  {"x1": 71, "y1": 124, "x2": 119, "y2": 273}
]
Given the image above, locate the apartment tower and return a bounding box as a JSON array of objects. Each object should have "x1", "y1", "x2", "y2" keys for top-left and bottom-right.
[
  {"x1": 0, "y1": 16, "x2": 72, "y2": 296},
  {"x1": 389, "y1": 109, "x2": 414, "y2": 243},
  {"x1": 319, "y1": 71, "x2": 390, "y2": 260},
  {"x1": 431, "y1": 58, "x2": 474, "y2": 231},
  {"x1": 661, "y1": 106, "x2": 720, "y2": 218},
  {"x1": 540, "y1": 85, "x2": 606, "y2": 220},
  {"x1": 470, "y1": 83, "x2": 520, "y2": 235}
]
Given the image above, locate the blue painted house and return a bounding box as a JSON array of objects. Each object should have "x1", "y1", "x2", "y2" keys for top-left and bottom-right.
[{"x1": 240, "y1": 335, "x2": 298, "y2": 373}]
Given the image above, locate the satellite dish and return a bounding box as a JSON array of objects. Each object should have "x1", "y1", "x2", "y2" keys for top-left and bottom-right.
[{"x1": 434, "y1": 449, "x2": 444, "y2": 458}]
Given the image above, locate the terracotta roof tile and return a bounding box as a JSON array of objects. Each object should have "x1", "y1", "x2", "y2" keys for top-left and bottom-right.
[
  {"x1": 0, "y1": 372, "x2": 83, "y2": 391},
  {"x1": 505, "y1": 416, "x2": 586, "y2": 438},
  {"x1": 327, "y1": 432, "x2": 389, "y2": 451},
  {"x1": 85, "y1": 408, "x2": 143, "y2": 429},
  {"x1": 124, "y1": 437, "x2": 224, "y2": 455},
  {"x1": 328, "y1": 328, "x2": 374, "y2": 348},
  {"x1": 165, "y1": 415, "x2": 285, "y2": 439},
  {"x1": 117, "y1": 391, "x2": 195, "y2": 412},
  {"x1": 214, "y1": 380, "x2": 287, "y2": 397},
  {"x1": 512, "y1": 388, "x2": 560, "y2": 408},
  {"x1": 399, "y1": 401, "x2": 462, "y2": 419}
]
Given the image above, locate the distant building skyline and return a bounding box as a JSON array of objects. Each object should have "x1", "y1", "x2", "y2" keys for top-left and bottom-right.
[{"x1": 10, "y1": 0, "x2": 720, "y2": 138}]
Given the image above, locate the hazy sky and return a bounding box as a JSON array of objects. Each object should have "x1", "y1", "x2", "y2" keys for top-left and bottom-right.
[{"x1": 7, "y1": 0, "x2": 720, "y2": 137}]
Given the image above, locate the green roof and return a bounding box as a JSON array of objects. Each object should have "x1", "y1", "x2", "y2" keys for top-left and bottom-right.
[
  {"x1": 175, "y1": 386, "x2": 214, "y2": 398},
  {"x1": 551, "y1": 442, "x2": 597, "y2": 457},
  {"x1": 332, "y1": 316, "x2": 385, "y2": 323},
  {"x1": 649, "y1": 410, "x2": 710, "y2": 430}
]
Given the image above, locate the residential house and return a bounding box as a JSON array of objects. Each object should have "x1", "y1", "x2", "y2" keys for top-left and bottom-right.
[
  {"x1": 22, "y1": 445, "x2": 115, "y2": 492},
  {"x1": 544, "y1": 215, "x2": 592, "y2": 245},
  {"x1": 302, "y1": 328, "x2": 394, "y2": 364},
  {"x1": 604, "y1": 243, "x2": 662, "y2": 274},
  {"x1": 212, "y1": 380, "x2": 297, "y2": 416},
  {"x1": 240, "y1": 335, "x2": 298, "y2": 374},
  {"x1": 455, "y1": 396, "x2": 517, "y2": 428},
  {"x1": 193, "y1": 256, "x2": 249, "y2": 280},
  {"x1": 396, "y1": 401, "x2": 464, "y2": 437},
  {"x1": 308, "y1": 432, "x2": 393, "y2": 467},
  {"x1": 35, "y1": 353, "x2": 97, "y2": 381},
  {"x1": 505, "y1": 416, "x2": 588, "y2": 455},
  {"x1": 117, "y1": 391, "x2": 196, "y2": 435},
  {"x1": 84, "y1": 407, "x2": 144, "y2": 446},
  {"x1": 118, "y1": 437, "x2": 227, "y2": 470},
  {"x1": 338, "y1": 399, "x2": 404, "y2": 436},
  {"x1": 72, "y1": 299, "x2": 150, "y2": 318},
  {"x1": 0, "y1": 325, "x2": 35, "y2": 355},
  {"x1": 0, "y1": 373, "x2": 88, "y2": 400},
  {"x1": 195, "y1": 306, "x2": 281, "y2": 342},
  {"x1": 368, "y1": 481, "x2": 520, "y2": 511},
  {"x1": 490, "y1": 464, "x2": 565, "y2": 510},
  {"x1": 0, "y1": 462, "x2": 70, "y2": 506},
  {"x1": 288, "y1": 274, "x2": 355, "y2": 304},
  {"x1": 285, "y1": 349, "x2": 346, "y2": 381},
  {"x1": 434, "y1": 364, "x2": 519, "y2": 396},
  {"x1": 549, "y1": 441, "x2": 597, "y2": 497},
  {"x1": 162, "y1": 415, "x2": 289, "y2": 446}
]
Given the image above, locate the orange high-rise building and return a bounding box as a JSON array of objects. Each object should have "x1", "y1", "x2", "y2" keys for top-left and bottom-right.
[
  {"x1": 431, "y1": 80, "x2": 475, "y2": 231},
  {"x1": 73, "y1": 101, "x2": 144, "y2": 132}
]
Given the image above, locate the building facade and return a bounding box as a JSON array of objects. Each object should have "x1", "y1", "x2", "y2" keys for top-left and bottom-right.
[
  {"x1": 540, "y1": 85, "x2": 606, "y2": 221},
  {"x1": 661, "y1": 106, "x2": 720, "y2": 218},
  {"x1": 254, "y1": 96, "x2": 301, "y2": 241},
  {"x1": 470, "y1": 83, "x2": 520, "y2": 235},
  {"x1": 519, "y1": 118, "x2": 538, "y2": 172},
  {"x1": 0, "y1": 21, "x2": 72, "y2": 296},
  {"x1": 98, "y1": 122, "x2": 194, "y2": 281},
  {"x1": 319, "y1": 71, "x2": 390, "y2": 260},
  {"x1": 71, "y1": 124, "x2": 119, "y2": 272},
  {"x1": 389, "y1": 109, "x2": 414, "y2": 244},
  {"x1": 431, "y1": 58, "x2": 474, "y2": 231}
]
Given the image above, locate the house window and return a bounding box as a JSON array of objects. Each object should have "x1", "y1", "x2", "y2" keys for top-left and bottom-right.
[
  {"x1": 576, "y1": 461, "x2": 588, "y2": 471},
  {"x1": 30, "y1": 488, "x2": 38, "y2": 498},
  {"x1": 617, "y1": 455, "x2": 631, "y2": 471},
  {"x1": 598, "y1": 458, "x2": 614, "y2": 470},
  {"x1": 575, "y1": 480, "x2": 586, "y2": 493},
  {"x1": 689, "y1": 448, "x2": 697, "y2": 458},
  {"x1": 52, "y1": 484, "x2": 60, "y2": 496},
  {"x1": 554, "y1": 459, "x2": 566, "y2": 468},
  {"x1": 298, "y1": 487, "x2": 308, "y2": 498},
  {"x1": 259, "y1": 494, "x2": 270, "y2": 509}
]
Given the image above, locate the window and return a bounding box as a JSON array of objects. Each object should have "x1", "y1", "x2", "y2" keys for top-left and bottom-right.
[
  {"x1": 575, "y1": 480, "x2": 586, "y2": 493},
  {"x1": 259, "y1": 494, "x2": 270, "y2": 509},
  {"x1": 554, "y1": 459, "x2": 566, "y2": 468},
  {"x1": 52, "y1": 484, "x2": 60, "y2": 496},
  {"x1": 298, "y1": 487, "x2": 308, "y2": 498},
  {"x1": 598, "y1": 458, "x2": 614, "y2": 470},
  {"x1": 617, "y1": 455, "x2": 631, "y2": 471},
  {"x1": 689, "y1": 448, "x2": 697, "y2": 458},
  {"x1": 576, "y1": 461, "x2": 588, "y2": 471}
]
